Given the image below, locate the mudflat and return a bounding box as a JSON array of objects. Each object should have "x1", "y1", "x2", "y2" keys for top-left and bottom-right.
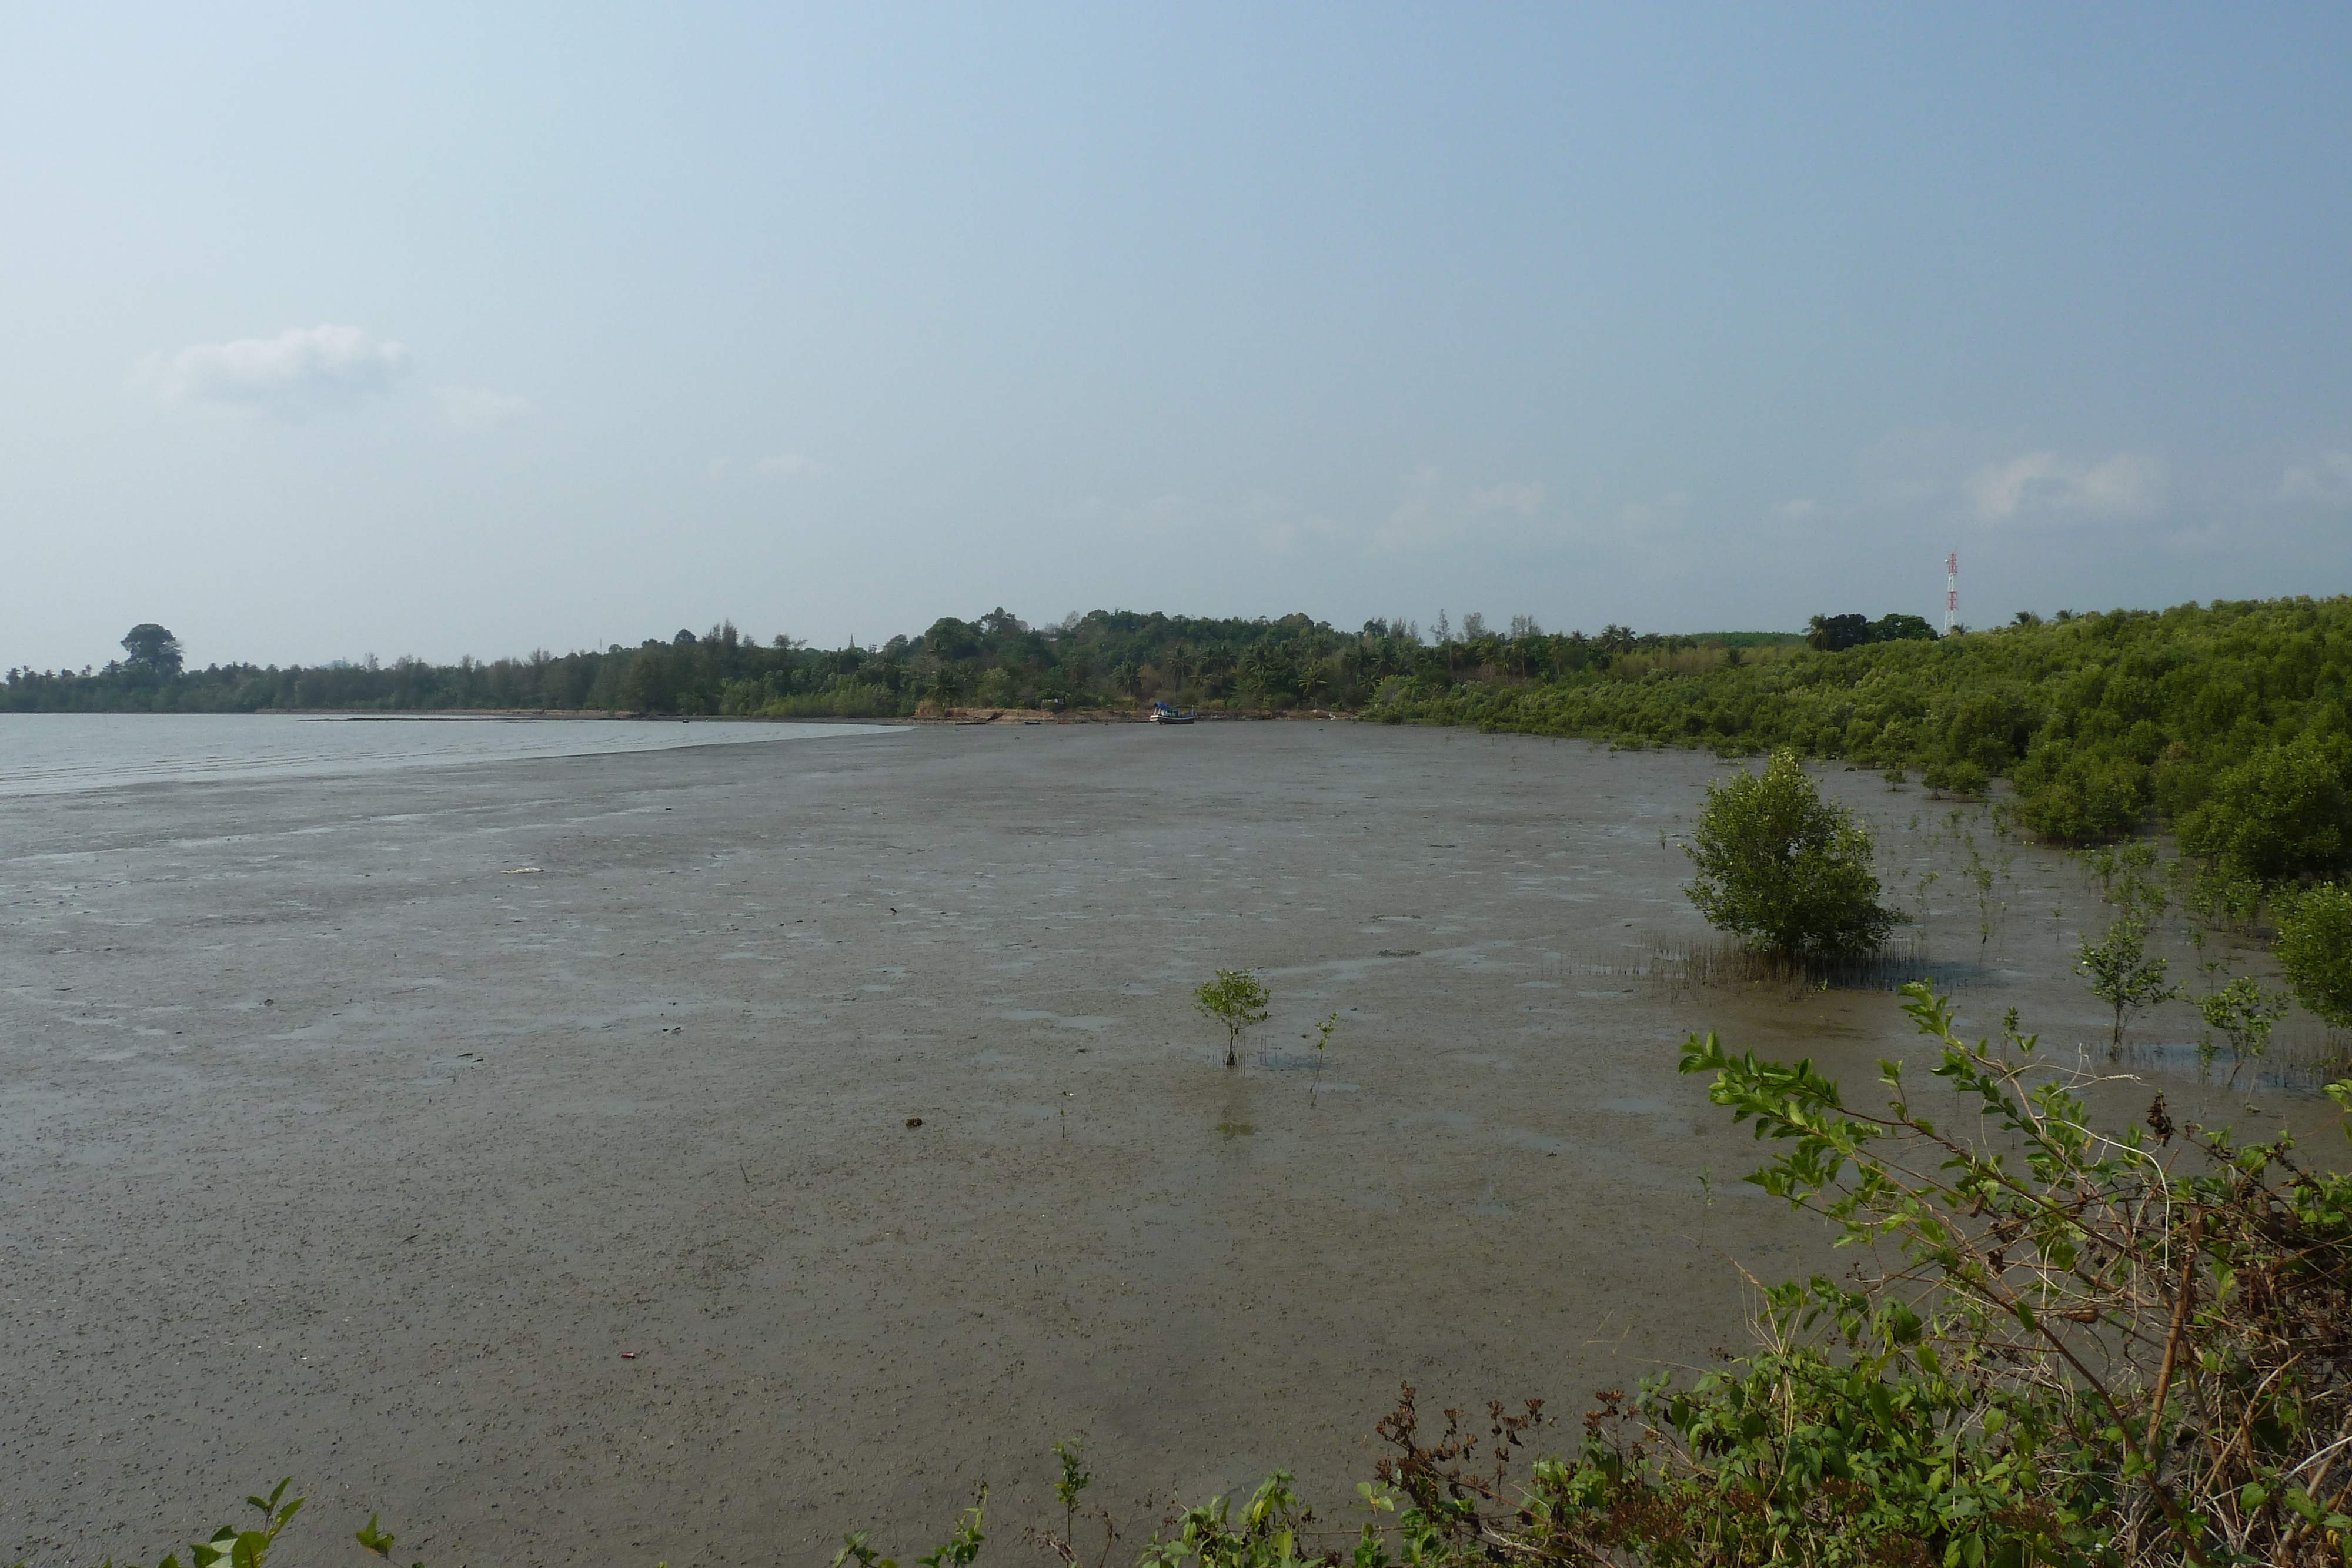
[{"x1": 0, "y1": 722, "x2": 2300, "y2": 1564}]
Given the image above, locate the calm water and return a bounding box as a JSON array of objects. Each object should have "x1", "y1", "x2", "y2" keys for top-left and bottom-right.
[{"x1": 0, "y1": 713, "x2": 901, "y2": 796}]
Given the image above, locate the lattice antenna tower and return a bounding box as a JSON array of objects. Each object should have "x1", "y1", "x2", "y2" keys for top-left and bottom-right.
[{"x1": 1943, "y1": 551, "x2": 1959, "y2": 636}]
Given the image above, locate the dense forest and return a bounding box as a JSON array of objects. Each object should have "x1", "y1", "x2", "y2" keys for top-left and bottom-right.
[
  {"x1": 14, "y1": 596, "x2": 2352, "y2": 871},
  {"x1": 0, "y1": 610, "x2": 1753, "y2": 721},
  {"x1": 1386, "y1": 595, "x2": 2352, "y2": 872}
]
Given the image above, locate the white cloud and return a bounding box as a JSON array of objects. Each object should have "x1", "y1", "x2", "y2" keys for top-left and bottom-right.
[
  {"x1": 142, "y1": 325, "x2": 412, "y2": 417},
  {"x1": 1966, "y1": 450, "x2": 2165, "y2": 524},
  {"x1": 2281, "y1": 451, "x2": 2352, "y2": 507},
  {"x1": 1774, "y1": 497, "x2": 1820, "y2": 520},
  {"x1": 1373, "y1": 466, "x2": 1545, "y2": 551},
  {"x1": 438, "y1": 386, "x2": 530, "y2": 430}
]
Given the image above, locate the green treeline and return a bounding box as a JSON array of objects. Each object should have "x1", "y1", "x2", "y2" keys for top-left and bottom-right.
[
  {"x1": 18, "y1": 596, "x2": 2352, "y2": 872},
  {"x1": 2, "y1": 610, "x2": 1729, "y2": 721},
  {"x1": 1386, "y1": 595, "x2": 2352, "y2": 870}
]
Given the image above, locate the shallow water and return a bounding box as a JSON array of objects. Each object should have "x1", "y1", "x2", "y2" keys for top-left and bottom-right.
[
  {"x1": 0, "y1": 723, "x2": 2337, "y2": 1564},
  {"x1": 0, "y1": 712, "x2": 896, "y2": 796}
]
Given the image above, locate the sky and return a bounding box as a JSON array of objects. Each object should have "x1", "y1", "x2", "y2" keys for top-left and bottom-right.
[{"x1": 4, "y1": 4, "x2": 2350, "y2": 670}]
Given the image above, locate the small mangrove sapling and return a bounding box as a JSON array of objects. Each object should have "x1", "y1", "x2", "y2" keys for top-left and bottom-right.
[
  {"x1": 1194, "y1": 968, "x2": 1270, "y2": 1069},
  {"x1": 2196, "y1": 971, "x2": 2290, "y2": 1086},
  {"x1": 1307, "y1": 1012, "x2": 1338, "y2": 1106},
  {"x1": 2076, "y1": 914, "x2": 2177, "y2": 1055},
  {"x1": 1024, "y1": 1435, "x2": 1117, "y2": 1568}
]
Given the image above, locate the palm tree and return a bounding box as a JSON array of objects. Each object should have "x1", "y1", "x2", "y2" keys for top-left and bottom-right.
[{"x1": 1163, "y1": 642, "x2": 1193, "y2": 694}]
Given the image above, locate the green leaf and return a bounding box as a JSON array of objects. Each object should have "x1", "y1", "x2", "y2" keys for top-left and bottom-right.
[
  {"x1": 356, "y1": 1513, "x2": 395, "y2": 1557},
  {"x1": 1886, "y1": 1300, "x2": 1923, "y2": 1345}
]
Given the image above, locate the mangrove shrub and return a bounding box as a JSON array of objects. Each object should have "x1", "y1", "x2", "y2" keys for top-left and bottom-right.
[
  {"x1": 1683, "y1": 748, "x2": 1899, "y2": 958},
  {"x1": 2277, "y1": 882, "x2": 2352, "y2": 1032}
]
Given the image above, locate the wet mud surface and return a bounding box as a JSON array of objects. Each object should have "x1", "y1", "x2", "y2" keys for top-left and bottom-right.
[{"x1": 2, "y1": 723, "x2": 2334, "y2": 1563}]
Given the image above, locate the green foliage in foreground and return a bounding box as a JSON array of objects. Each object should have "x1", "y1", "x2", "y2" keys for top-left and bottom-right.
[
  {"x1": 836, "y1": 987, "x2": 2350, "y2": 1566},
  {"x1": 1630, "y1": 992, "x2": 2352, "y2": 1565},
  {"x1": 1084, "y1": 987, "x2": 2352, "y2": 1566},
  {"x1": 31, "y1": 1479, "x2": 308, "y2": 1568},
  {"x1": 78, "y1": 988, "x2": 2352, "y2": 1567},
  {"x1": 1384, "y1": 594, "x2": 2352, "y2": 866},
  {"x1": 1682, "y1": 748, "x2": 1900, "y2": 957}
]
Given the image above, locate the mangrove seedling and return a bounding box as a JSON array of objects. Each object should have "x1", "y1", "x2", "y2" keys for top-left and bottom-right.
[
  {"x1": 1308, "y1": 1012, "x2": 1338, "y2": 1106},
  {"x1": 2196, "y1": 972, "x2": 2290, "y2": 1086},
  {"x1": 1027, "y1": 1435, "x2": 1120, "y2": 1568},
  {"x1": 2076, "y1": 913, "x2": 2177, "y2": 1054},
  {"x1": 1053, "y1": 1436, "x2": 1090, "y2": 1536},
  {"x1": 1045, "y1": 1432, "x2": 1122, "y2": 1567},
  {"x1": 1195, "y1": 968, "x2": 1270, "y2": 1069}
]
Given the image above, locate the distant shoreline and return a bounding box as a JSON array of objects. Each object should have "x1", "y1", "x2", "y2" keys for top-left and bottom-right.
[{"x1": 74, "y1": 706, "x2": 1364, "y2": 726}]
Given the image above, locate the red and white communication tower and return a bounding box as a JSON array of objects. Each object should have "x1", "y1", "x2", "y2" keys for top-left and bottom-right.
[{"x1": 1943, "y1": 551, "x2": 1960, "y2": 636}]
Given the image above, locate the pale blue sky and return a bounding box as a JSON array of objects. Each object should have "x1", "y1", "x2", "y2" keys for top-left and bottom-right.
[{"x1": 5, "y1": 4, "x2": 2348, "y2": 668}]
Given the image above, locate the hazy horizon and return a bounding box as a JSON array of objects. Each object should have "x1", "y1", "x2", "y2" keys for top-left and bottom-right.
[{"x1": 7, "y1": 5, "x2": 2348, "y2": 671}]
